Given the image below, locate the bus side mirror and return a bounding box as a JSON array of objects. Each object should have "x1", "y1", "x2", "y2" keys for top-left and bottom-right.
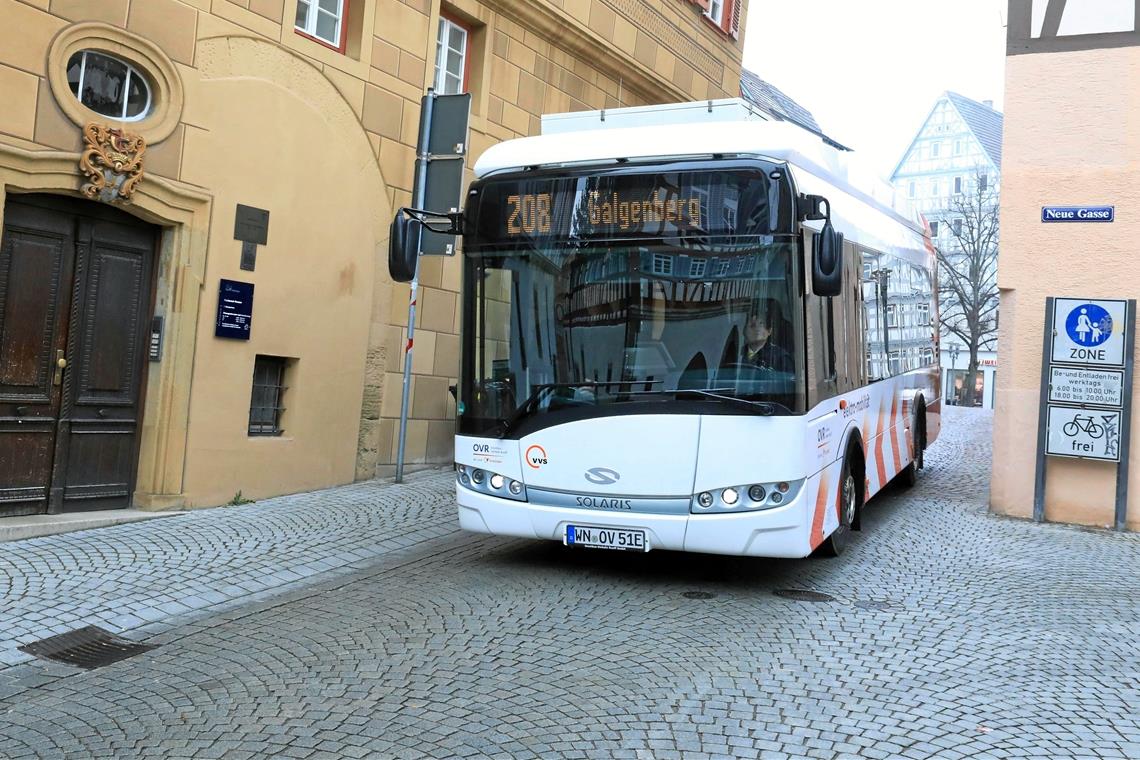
[
  {"x1": 813, "y1": 221, "x2": 843, "y2": 297},
  {"x1": 388, "y1": 211, "x2": 418, "y2": 283}
]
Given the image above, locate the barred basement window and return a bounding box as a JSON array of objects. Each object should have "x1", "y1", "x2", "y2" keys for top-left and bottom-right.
[{"x1": 249, "y1": 356, "x2": 289, "y2": 436}]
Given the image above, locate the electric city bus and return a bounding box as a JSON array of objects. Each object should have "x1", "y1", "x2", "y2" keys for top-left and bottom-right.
[{"x1": 391, "y1": 99, "x2": 941, "y2": 558}]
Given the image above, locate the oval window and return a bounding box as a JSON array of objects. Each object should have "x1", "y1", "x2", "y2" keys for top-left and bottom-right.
[{"x1": 66, "y1": 50, "x2": 152, "y2": 122}]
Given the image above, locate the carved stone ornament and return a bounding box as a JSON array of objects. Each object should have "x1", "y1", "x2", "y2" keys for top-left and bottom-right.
[{"x1": 79, "y1": 122, "x2": 146, "y2": 203}]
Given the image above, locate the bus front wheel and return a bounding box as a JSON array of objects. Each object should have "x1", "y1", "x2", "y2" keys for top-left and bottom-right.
[{"x1": 816, "y1": 455, "x2": 859, "y2": 558}]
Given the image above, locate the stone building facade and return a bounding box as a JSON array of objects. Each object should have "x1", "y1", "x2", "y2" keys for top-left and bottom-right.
[
  {"x1": 992, "y1": 0, "x2": 1139, "y2": 530},
  {"x1": 0, "y1": 0, "x2": 748, "y2": 513}
]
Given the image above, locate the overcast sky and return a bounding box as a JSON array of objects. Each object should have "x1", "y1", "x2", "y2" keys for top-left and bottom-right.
[{"x1": 742, "y1": 0, "x2": 1008, "y2": 179}]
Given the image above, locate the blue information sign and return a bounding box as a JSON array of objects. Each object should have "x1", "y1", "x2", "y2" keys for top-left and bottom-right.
[
  {"x1": 1041, "y1": 206, "x2": 1114, "y2": 223},
  {"x1": 215, "y1": 279, "x2": 254, "y2": 340}
]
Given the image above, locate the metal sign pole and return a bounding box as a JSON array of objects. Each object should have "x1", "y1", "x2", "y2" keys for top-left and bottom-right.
[
  {"x1": 1033, "y1": 297, "x2": 1055, "y2": 522},
  {"x1": 395, "y1": 90, "x2": 435, "y2": 484},
  {"x1": 1114, "y1": 299, "x2": 1136, "y2": 530}
]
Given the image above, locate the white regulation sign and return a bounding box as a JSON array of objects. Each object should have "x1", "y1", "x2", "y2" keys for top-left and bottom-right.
[
  {"x1": 1051, "y1": 298, "x2": 1127, "y2": 366},
  {"x1": 1046, "y1": 405, "x2": 1122, "y2": 462},
  {"x1": 1048, "y1": 366, "x2": 1124, "y2": 407}
]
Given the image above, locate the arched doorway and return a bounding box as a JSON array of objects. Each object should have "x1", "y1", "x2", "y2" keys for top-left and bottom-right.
[{"x1": 0, "y1": 194, "x2": 159, "y2": 516}]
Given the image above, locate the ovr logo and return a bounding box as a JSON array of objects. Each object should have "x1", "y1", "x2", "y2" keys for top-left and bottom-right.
[
  {"x1": 525, "y1": 445, "x2": 548, "y2": 469},
  {"x1": 1066, "y1": 303, "x2": 1113, "y2": 347}
]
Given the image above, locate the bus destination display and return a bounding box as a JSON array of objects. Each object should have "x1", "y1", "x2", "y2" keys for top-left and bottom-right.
[{"x1": 471, "y1": 168, "x2": 783, "y2": 246}]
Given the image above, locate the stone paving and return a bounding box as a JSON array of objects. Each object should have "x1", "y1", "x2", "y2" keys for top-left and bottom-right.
[
  {"x1": 0, "y1": 470, "x2": 459, "y2": 673},
  {"x1": 1, "y1": 407, "x2": 1139, "y2": 759}
]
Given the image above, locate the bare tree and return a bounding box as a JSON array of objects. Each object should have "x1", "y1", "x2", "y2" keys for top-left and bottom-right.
[{"x1": 936, "y1": 166, "x2": 999, "y2": 407}]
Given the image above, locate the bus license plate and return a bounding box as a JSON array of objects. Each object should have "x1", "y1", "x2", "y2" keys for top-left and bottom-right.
[{"x1": 565, "y1": 525, "x2": 648, "y2": 552}]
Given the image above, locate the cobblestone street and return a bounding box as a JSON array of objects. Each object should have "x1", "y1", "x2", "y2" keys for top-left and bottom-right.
[{"x1": 1, "y1": 407, "x2": 1138, "y2": 759}]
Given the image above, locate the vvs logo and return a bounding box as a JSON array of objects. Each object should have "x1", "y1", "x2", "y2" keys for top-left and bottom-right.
[{"x1": 525, "y1": 445, "x2": 548, "y2": 468}]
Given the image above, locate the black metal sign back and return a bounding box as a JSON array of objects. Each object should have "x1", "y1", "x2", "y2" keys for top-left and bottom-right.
[{"x1": 417, "y1": 92, "x2": 470, "y2": 256}]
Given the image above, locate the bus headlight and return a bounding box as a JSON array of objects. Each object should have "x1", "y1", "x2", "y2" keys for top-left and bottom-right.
[
  {"x1": 690, "y1": 479, "x2": 804, "y2": 513},
  {"x1": 456, "y1": 464, "x2": 526, "y2": 502}
]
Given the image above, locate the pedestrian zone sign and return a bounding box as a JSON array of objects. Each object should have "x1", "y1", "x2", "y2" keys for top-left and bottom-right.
[{"x1": 1051, "y1": 298, "x2": 1127, "y2": 367}]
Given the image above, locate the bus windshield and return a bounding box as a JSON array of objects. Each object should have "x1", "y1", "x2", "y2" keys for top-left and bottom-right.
[
  {"x1": 458, "y1": 239, "x2": 804, "y2": 437},
  {"x1": 457, "y1": 165, "x2": 803, "y2": 438}
]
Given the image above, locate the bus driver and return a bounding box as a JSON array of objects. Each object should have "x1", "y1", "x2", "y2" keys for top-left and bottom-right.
[{"x1": 742, "y1": 301, "x2": 793, "y2": 373}]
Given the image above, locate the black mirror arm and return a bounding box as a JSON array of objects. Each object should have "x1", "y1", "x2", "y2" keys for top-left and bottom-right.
[
  {"x1": 798, "y1": 193, "x2": 831, "y2": 223},
  {"x1": 400, "y1": 207, "x2": 465, "y2": 235}
]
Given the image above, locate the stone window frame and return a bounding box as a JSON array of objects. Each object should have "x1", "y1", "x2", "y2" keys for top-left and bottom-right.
[
  {"x1": 47, "y1": 23, "x2": 183, "y2": 144},
  {"x1": 295, "y1": 0, "x2": 349, "y2": 53},
  {"x1": 1008, "y1": 0, "x2": 1140, "y2": 55},
  {"x1": 434, "y1": 13, "x2": 471, "y2": 95}
]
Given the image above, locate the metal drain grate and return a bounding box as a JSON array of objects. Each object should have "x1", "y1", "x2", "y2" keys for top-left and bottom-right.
[
  {"x1": 681, "y1": 591, "x2": 717, "y2": 600},
  {"x1": 774, "y1": 588, "x2": 835, "y2": 603},
  {"x1": 18, "y1": 625, "x2": 155, "y2": 669}
]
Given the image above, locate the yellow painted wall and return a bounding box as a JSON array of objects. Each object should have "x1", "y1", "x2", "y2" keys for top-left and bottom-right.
[
  {"x1": 0, "y1": 0, "x2": 749, "y2": 508},
  {"x1": 993, "y1": 46, "x2": 1140, "y2": 530}
]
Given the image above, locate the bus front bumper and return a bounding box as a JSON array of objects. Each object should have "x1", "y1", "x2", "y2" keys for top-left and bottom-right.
[{"x1": 456, "y1": 486, "x2": 812, "y2": 559}]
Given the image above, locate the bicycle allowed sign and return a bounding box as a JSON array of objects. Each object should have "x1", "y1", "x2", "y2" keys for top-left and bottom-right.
[{"x1": 1046, "y1": 405, "x2": 1122, "y2": 462}]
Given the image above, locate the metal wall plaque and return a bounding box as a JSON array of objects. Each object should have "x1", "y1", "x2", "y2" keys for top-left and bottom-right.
[
  {"x1": 215, "y1": 279, "x2": 254, "y2": 340},
  {"x1": 240, "y1": 240, "x2": 258, "y2": 271},
  {"x1": 234, "y1": 204, "x2": 270, "y2": 245}
]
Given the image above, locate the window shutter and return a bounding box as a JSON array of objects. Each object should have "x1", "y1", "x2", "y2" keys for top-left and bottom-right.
[{"x1": 727, "y1": 0, "x2": 742, "y2": 39}]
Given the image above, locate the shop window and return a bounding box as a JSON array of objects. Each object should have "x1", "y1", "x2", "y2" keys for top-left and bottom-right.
[
  {"x1": 434, "y1": 14, "x2": 470, "y2": 94},
  {"x1": 296, "y1": 0, "x2": 347, "y2": 50},
  {"x1": 249, "y1": 356, "x2": 291, "y2": 436},
  {"x1": 66, "y1": 50, "x2": 151, "y2": 122}
]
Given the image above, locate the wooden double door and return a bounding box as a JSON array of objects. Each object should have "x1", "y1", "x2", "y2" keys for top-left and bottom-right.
[{"x1": 0, "y1": 195, "x2": 158, "y2": 516}]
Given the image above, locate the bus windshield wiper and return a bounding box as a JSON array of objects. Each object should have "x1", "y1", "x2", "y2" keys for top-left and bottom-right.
[
  {"x1": 629, "y1": 387, "x2": 788, "y2": 415},
  {"x1": 497, "y1": 380, "x2": 663, "y2": 436}
]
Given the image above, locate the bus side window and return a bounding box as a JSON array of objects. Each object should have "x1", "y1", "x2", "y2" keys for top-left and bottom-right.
[{"x1": 860, "y1": 249, "x2": 885, "y2": 380}]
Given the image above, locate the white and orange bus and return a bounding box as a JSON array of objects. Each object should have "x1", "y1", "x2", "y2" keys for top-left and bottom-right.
[{"x1": 394, "y1": 99, "x2": 940, "y2": 558}]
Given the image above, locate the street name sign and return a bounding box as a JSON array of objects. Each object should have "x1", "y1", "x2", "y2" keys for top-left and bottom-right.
[
  {"x1": 1048, "y1": 366, "x2": 1124, "y2": 407},
  {"x1": 1041, "y1": 206, "x2": 1114, "y2": 223},
  {"x1": 1046, "y1": 406, "x2": 1121, "y2": 462},
  {"x1": 1050, "y1": 298, "x2": 1127, "y2": 366}
]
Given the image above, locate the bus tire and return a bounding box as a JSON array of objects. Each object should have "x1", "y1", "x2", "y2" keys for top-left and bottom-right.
[
  {"x1": 899, "y1": 398, "x2": 926, "y2": 488},
  {"x1": 816, "y1": 454, "x2": 859, "y2": 558}
]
